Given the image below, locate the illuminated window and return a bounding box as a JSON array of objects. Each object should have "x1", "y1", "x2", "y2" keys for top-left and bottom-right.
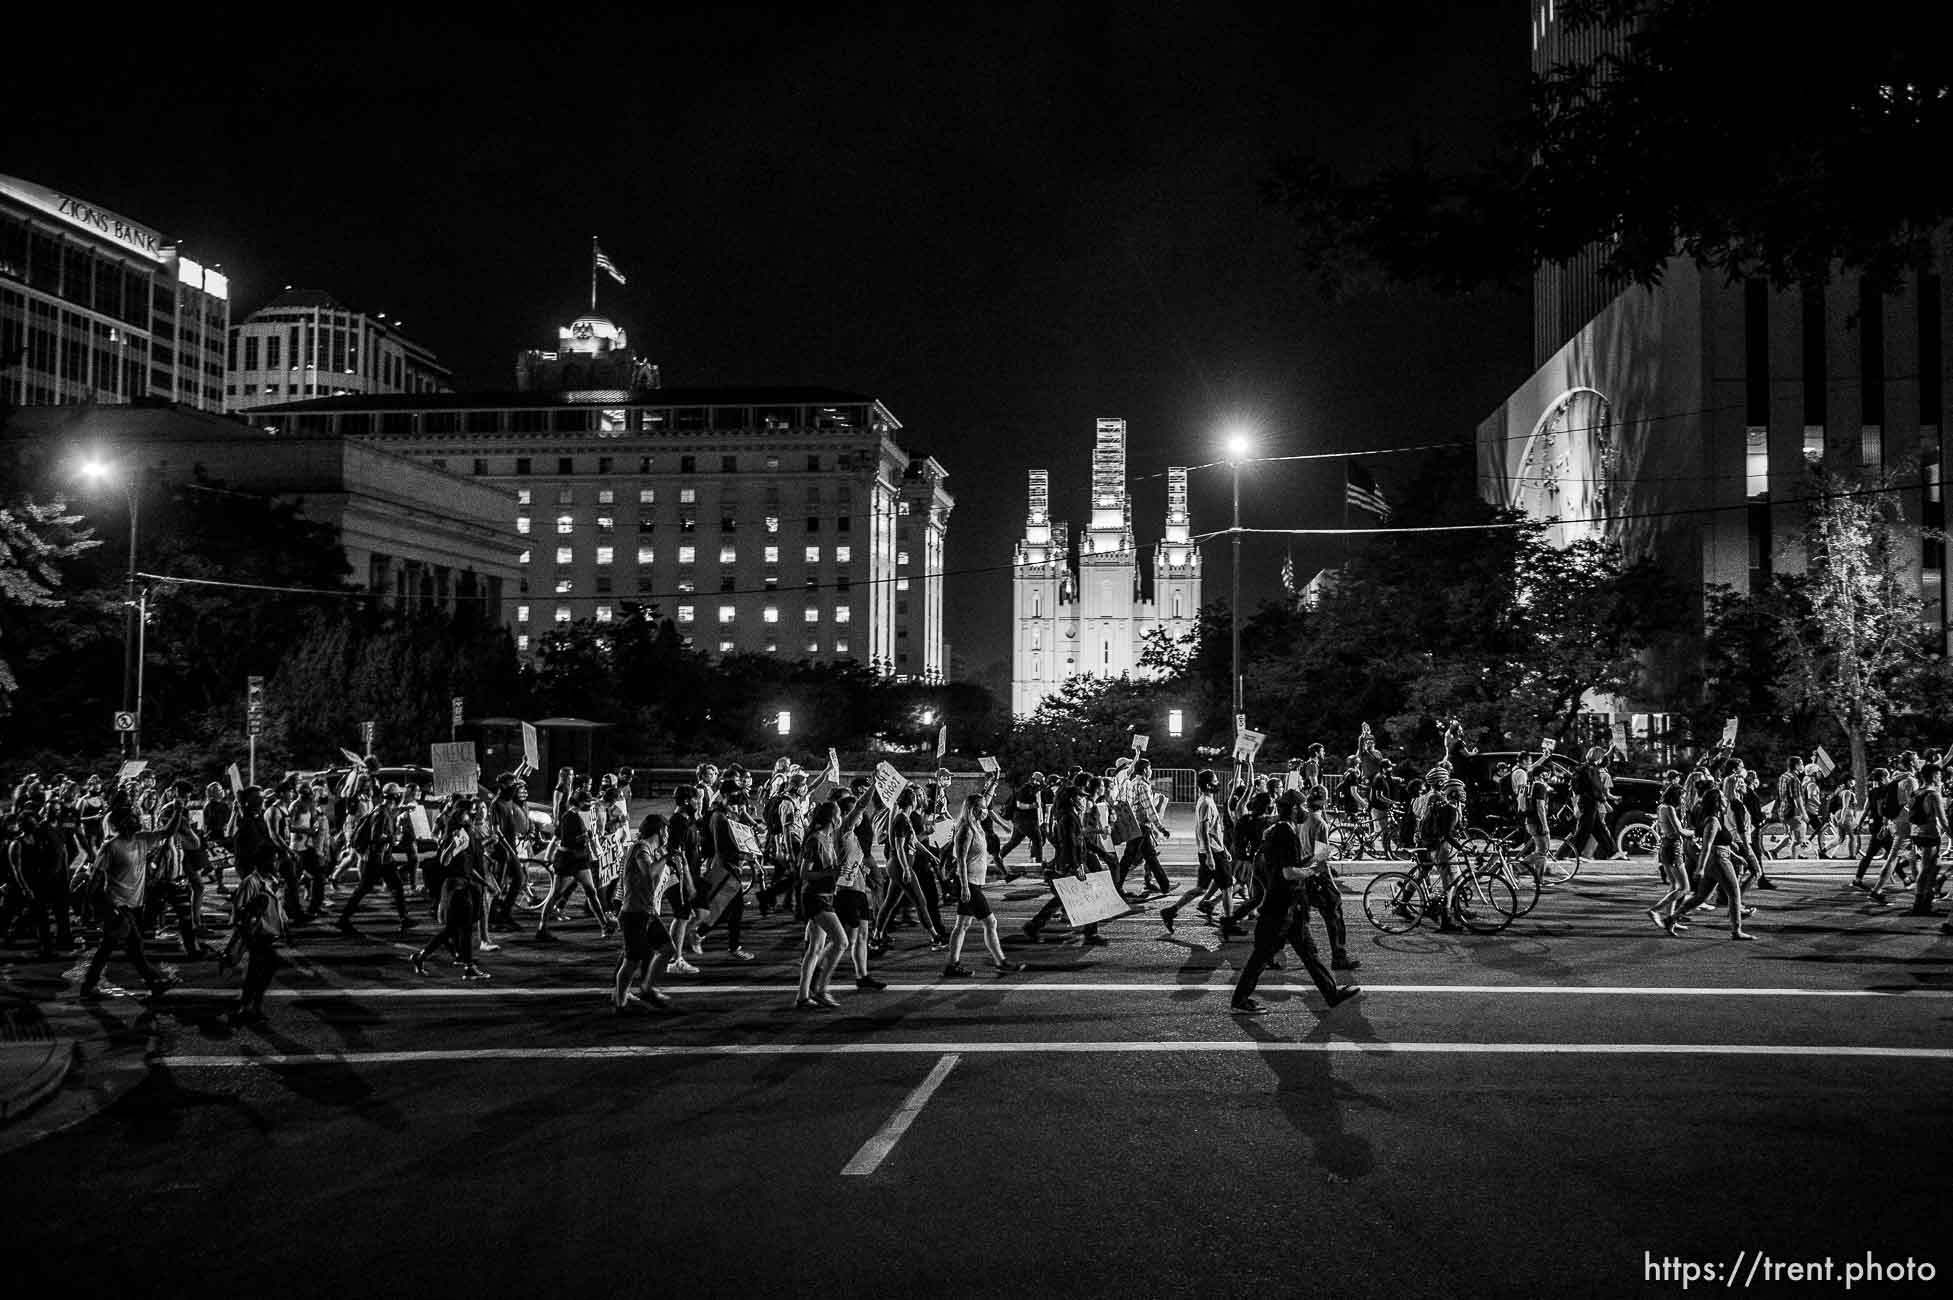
[
  {"x1": 834, "y1": 638, "x2": 849, "y2": 654},
  {"x1": 516, "y1": 516, "x2": 531, "y2": 535},
  {"x1": 677, "y1": 605, "x2": 695, "y2": 624},
  {"x1": 556, "y1": 515, "x2": 574, "y2": 534},
  {"x1": 517, "y1": 489, "x2": 532, "y2": 506},
  {"x1": 518, "y1": 549, "x2": 531, "y2": 565},
  {"x1": 765, "y1": 455, "x2": 780, "y2": 471},
  {"x1": 677, "y1": 545, "x2": 696, "y2": 565},
  {"x1": 834, "y1": 606, "x2": 851, "y2": 624},
  {"x1": 554, "y1": 578, "x2": 572, "y2": 594},
  {"x1": 719, "y1": 640, "x2": 735, "y2": 654},
  {"x1": 553, "y1": 606, "x2": 571, "y2": 623},
  {"x1": 557, "y1": 488, "x2": 575, "y2": 506},
  {"x1": 597, "y1": 489, "x2": 614, "y2": 505},
  {"x1": 764, "y1": 545, "x2": 779, "y2": 564},
  {"x1": 764, "y1": 515, "x2": 779, "y2": 533},
  {"x1": 806, "y1": 640, "x2": 819, "y2": 654},
  {"x1": 556, "y1": 547, "x2": 573, "y2": 565},
  {"x1": 766, "y1": 642, "x2": 778, "y2": 654},
  {"x1": 763, "y1": 606, "x2": 779, "y2": 624},
  {"x1": 637, "y1": 545, "x2": 654, "y2": 565},
  {"x1": 596, "y1": 546, "x2": 614, "y2": 565},
  {"x1": 679, "y1": 488, "x2": 697, "y2": 504},
  {"x1": 896, "y1": 578, "x2": 910, "y2": 592},
  {"x1": 836, "y1": 545, "x2": 852, "y2": 563},
  {"x1": 595, "y1": 605, "x2": 613, "y2": 623},
  {"x1": 639, "y1": 487, "x2": 654, "y2": 505},
  {"x1": 804, "y1": 608, "x2": 820, "y2": 623},
  {"x1": 516, "y1": 604, "x2": 531, "y2": 622},
  {"x1": 596, "y1": 515, "x2": 614, "y2": 533},
  {"x1": 805, "y1": 546, "x2": 821, "y2": 564},
  {"x1": 719, "y1": 545, "x2": 737, "y2": 565},
  {"x1": 676, "y1": 579, "x2": 694, "y2": 593},
  {"x1": 898, "y1": 501, "x2": 911, "y2": 515},
  {"x1": 897, "y1": 550, "x2": 909, "y2": 566},
  {"x1": 718, "y1": 605, "x2": 735, "y2": 624},
  {"x1": 516, "y1": 634, "x2": 530, "y2": 652}
]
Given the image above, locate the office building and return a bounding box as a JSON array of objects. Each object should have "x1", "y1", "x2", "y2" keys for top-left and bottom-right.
[
  {"x1": 0, "y1": 173, "x2": 229, "y2": 413},
  {"x1": 1011, "y1": 419, "x2": 1201, "y2": 716},
  {"x1": 226, "y1": 288, "x2": 451, "y2": 412}
]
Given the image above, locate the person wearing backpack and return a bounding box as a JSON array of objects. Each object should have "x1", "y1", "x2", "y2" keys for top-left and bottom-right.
[
  {"x1": 1869, "y1": 754, "x2": 1922, "y2": 905},
  {"x1": 1229, "y1": 789, "x2": 1359, "y2": 1016},
  {"x1": 1902, "y1": 764, "x2": 1948, "y2": 920},
  {"x1": 336, "y1": 783, "x2": 416, "y2": 935}
]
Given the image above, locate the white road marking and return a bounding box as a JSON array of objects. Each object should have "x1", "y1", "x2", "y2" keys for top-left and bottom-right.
[
  {"x1": 154, "y1": 1040, "x2": 1953, "y2": 1068},
  {"x1": 840, "y1": 1052, "x2": 960, "y2": 1176},
  {"x1": 261, "y1": 982, "x2": 1953, "y2": 1000}
]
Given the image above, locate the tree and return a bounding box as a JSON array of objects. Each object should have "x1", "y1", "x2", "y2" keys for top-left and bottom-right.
[
  {"x1": 1267, "y1": 0, "x2": 1953, "y2": 298},
  {"x1": 0, "y1": 495, "x2": 98, "y2": 705}
]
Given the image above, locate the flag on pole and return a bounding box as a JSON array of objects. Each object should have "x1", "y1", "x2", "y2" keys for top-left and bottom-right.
[
  {"x1": 1345, "y1": 460, "x2": 1392, "y2": 521},
  {"x1": 593, "y1": 243, "x2": 627, "y2": 286},
  {"x1": 1280, "y1": 550, "x2": 1297, "y2": 595}
]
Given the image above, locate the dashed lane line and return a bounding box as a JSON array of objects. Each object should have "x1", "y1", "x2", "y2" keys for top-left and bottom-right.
[
  {"x1": 153, "y1": 1040, "x2": 1953, "y2": 1068},
  {"x1": 840, "y1": 1052, "x2": 959, "y2": 1176}
]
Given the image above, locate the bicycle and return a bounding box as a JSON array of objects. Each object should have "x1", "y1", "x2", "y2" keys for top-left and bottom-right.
[
  {"x1": 1464, "y1": 821, "x2": 1578, "y2": 887},
  {"x1": 1362, "y1": 851, "x2": 1519, "y2": 934},
  {"x1": 1328, "y1": 815, "x2": 1393, "y2": 862}
]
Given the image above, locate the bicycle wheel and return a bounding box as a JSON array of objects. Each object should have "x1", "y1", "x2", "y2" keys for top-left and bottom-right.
[
  {"x1": 1451, "y1": 870, "x2": 1518, "y2": 933},
  {"x1": 1490, "y1": 850, "x2": 1541, "y2": 917},
  {"x1": 1462, "y1": 826, "x2": 1502, "y2": 857},
  {"x1": 1329, "y1": 823, "x2": 1366, "y2": 861},
  {"x1": 1363, "y1": 871, "x2": 1426, "y2": 934},
  {"x1": 1543, "y1": 850, "x2": 1581, "y2": 885}
]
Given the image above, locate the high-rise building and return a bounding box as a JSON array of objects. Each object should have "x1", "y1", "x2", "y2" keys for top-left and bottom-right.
[
  {"x1": 1011, "y1": 419, "x2": 1201, "y2": 716},
  {"x1": 516, "y1": 313, "x2": 659, "y2": 398},
  {"x1": 225, "y1": 289, "x2": 451, "y2": 412},
  {"x1": 1480, "y1": 4, "x2": 1953, "y2": 740},
  {"x1": 254, "y1": 309, "x2": 950, "y2": 676},
  {"x1": 0, "y1": 173, "x2": 230, "y2": 412}
]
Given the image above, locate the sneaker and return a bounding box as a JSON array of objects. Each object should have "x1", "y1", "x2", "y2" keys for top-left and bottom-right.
[
  {"x1": 462, "y1": 965, "x2": 491, "y2": 981},
  {"x1": 1159, "y1": 908, "x2": 1178, "y2": 936},
  {"x1": 477, "y1": 941, "x2": 501, "y2": 953},
  {"x1": 669, "y1": 958, "x2": 700, "y2": 975},
  {"x1": 1020, "y1": 924, "x2": 1044, "y2": 944},
  {"x1": 815, "y1": 992, "x2": 843, "y2": 1008},
  {"x1": 942, "y1": 963, "x2": 974, "y2": 978},
  {"x1": 1331, "y1": 955, "x2": 1361, "y2": 971},
  {"x1": 640, "y1": 988, "x2": 672, "y2": 1009},
  {"x1": 534, "y1": 929, "x2": 558, "y2": 942},
  {"x1": 78, "y1": 984, "x2": 109, "y2": 1002},
  {"x1": 993, "y1": 960, "x2": 1025, "y2": 975},
  {"x1": 1081, "y1": 933, "x2": 1110, "y2": 947},
  {"x1": 410, "y1": 953, "x2": 428, "y2": 976},
  {"x1": 855, "y1": 975, "x2": 887, "y2": 991},
  {"x1": 1755, "y1": 879, "x2": 1780, "y2": 891},
  {"x1": 728, "y1": 948, "x2": 756, "y2": 962},
  {"x1": 1326, "y1": 984, "x2": 1362, "y2": 1008},
  {"x1": 1230, "y1": 998, "x2": 1265, "y2": 1015}
]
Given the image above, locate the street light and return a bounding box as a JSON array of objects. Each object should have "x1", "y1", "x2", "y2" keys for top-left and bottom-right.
[
  {"x1": 1222, "y1": 431, "x2": 1252, "y2": 739},
  {"x1": 80, "y1": 456, "x2": 142, "y2": 758}
]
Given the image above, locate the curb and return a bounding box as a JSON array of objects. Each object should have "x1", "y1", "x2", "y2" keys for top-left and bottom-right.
[{"x1": 0, "y1": 1039, "x2": 77, "y2": 1124}]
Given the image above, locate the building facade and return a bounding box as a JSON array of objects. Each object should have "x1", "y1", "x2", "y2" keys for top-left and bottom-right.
[
  {"x1": 6, "y1": 402, "x2": 519, "y2": 623},
  {"x1": 1011, "y1": 419, "x2": 1200, "y2": 716},
  {"x1": 516, "y1": 313, "x2": 659, "y2": 398},
  {"x1": 225, "y1": 289, "x2": 451, "y2": 412},
  {"x1": 253, "y1": 373, "x2": 952, "y2": 676},
  {"x1": 0, "y1": 173, "x2": 229, "y2": 413}
]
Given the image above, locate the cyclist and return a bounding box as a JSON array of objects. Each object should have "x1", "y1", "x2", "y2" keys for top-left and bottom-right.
[{"x1": 1416, "y1": 780, "x2": 1471, "y2": 932}]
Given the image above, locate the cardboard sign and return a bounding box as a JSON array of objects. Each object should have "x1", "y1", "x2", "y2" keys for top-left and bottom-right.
[
  {"x1": 340, "y1": 748, "x2": 365, "y2": 767},
  {"x1": 823, "y1": 747, "x2": 841, "y2": 784},
  {"x1": 728, "y1": 820, "x2": 763, "y2": 860},
  {"x1": 1814, "y1": 746, "x2": 1836, "y2": 777},
  {"x1": 115, "y1": 760, "x2": 148, "y2": 782},
  {"x1": 429, "y1": 741, "x2": 479, "y2": 798},
  {"x1": 873, "y1": 760, "x2": 906, "y2": 807},
  {"x1": 227, "y1": 763, "x2": 243, "y2": 796},
  {"x1": 1049, "y1": 870, "x2": 1134, "y2": 928},
  {"x1": 1234, "y1": 728, "x2": 1267, "y2": 762},
  {"x1": 1721, "y1": 717, "x2": 1740, "y2": 747},
  {"x1": 1131, "y1": 734, "x2": 1150, "y2": 753},
  {"x1": 695, "y1": 863, "x2": 746, "y2": 927},
  {"x1": 936, "y1": 724, "x2": 948, "y2": 759},
  {"x1": 977, "y1": 755, "x2": 999, "y2": 774},
  {"x1": 407, "y1": 805, "x2": 433, "y2": 842},
  {"x1": 521, "y1": 722, "x2": 539, "y2": 771}
]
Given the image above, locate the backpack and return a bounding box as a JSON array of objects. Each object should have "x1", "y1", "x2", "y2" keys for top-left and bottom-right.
[
  {"x1": 1574, "y1": 763, "x2": 1603, "y2": 800},
  {"x1": 763, "y1": 794, "x2": 790, "y2": 837},
  {"x1": 1877, "y1": 781, "x2": 1904, "y2": 821}
]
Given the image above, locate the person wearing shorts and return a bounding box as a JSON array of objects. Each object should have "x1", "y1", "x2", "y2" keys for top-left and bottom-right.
[
  {"x1": 661, "y1": 785, "x2": 703, "y2": 973},
  {"x1": 943, "y1": 794, "x2": 1020, "y2": 977},
  {"x1": 614, "y1": 814, "x2": 678, "y2": 1012},
  {"x1": 1160, "y1": 769, "x2": 1241, "y2": 938}
]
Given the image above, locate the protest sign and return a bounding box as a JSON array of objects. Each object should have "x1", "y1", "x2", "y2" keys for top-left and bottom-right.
[
  {"x1": 936, "y1": 725, "x2": 947, "y2": 759},
  {"x1": 1131, "y1": 734, "x2": 1150, "y2": 754},
  {"x1": 728, "y1": 821, "x2": 763, "y2": 860},
  {"x1": 429, "y1": 741, "x2": 479, "y2": 797},
  {"x1": 1814, "y1": 746, "x2": 1836, "y2": 776},
  {"x1": 822, "y1": 748, "x2": 841, "y2": 784},
  {"x1": 450, "y1": 696, "x2": 465, "y2": 730},
  {"x1": 1234, "y1": 728, "x2": 1266, "y2": 762},
  {"x1": 340, "y1": 748, "x2": 365, "y2": 767},
  {"x1": 1721, "y1": 717, "x2": 1740, "y2": 747},
  {"x1": 873, "y1": 760, "x2": 906, "y2": 807},
  {"x1": 227, "y1": 763, "x2": 243, "y2": 796},
  {"x1": 1050, "y1": 870, "x2": 1133, "y2": 927},
  {"x1": 115, "y1": 759, "x2": 148, "y2": 782},
  {"x1": 360, "y1": 720, "x2": 376, "y2": 754},
  {"x1": 977, "y1": 755, "x2": 999, "y2": 774},
  {"x1": 407, "y1": 805, "x2": 432, "y2": 842},
  {"x1": 695, "y1": 863, "x2": 746, "y2": 927},
  {"x1": 520, "y1": 722, "x2": 539, "y2": 773}
]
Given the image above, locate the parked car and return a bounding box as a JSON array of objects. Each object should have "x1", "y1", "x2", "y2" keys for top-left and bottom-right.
[{"x1": 1447, "y1": 750, "x2": 1662, "y2": 854}]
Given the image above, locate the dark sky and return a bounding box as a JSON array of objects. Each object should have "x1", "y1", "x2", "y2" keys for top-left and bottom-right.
[{"x1": 4, "y1": 2, "x2": 1531, "y2": 681}]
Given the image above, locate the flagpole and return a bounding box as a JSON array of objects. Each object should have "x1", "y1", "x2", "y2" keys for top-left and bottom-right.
[
  {"x1": 1342, "y1": 456, "x2": 1351, "y2": 565},
  {"x1": 590, "y1": 235, "x2": 598, "y2": 313}
]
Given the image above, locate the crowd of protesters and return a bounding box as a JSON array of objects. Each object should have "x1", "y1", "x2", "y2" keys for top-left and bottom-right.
[{"x1": 3, "y1": 727, "x2": 1949, "y2": 1026}]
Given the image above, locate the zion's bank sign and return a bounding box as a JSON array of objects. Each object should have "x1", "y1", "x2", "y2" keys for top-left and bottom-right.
[{"x1": 0, "y1": 173, "x2": 169, "y2": 263}]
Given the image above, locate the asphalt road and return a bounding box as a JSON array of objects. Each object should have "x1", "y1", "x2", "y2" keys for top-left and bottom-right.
[{"x1": 3, "y1": 853, "x2": 1950, "y2": 1299}]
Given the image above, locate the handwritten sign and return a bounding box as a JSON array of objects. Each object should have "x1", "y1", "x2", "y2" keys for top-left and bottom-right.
[
  {"x1": 521, "y1": 722, "x2": 539, "y2": 772},
  {"x1": 429, "y1": 741, "x2": 479, "y2": 798},
  {"x1": 1234, "y1": 728, "x2": 1267, "y2": 762},
  {"x1": 977, "y1": 755, "x2": 999, "y2": 774},
  {"x1": 873, "y1": 761, "x2": 906, "y2": 807},
  {"x1": 407, "y1": 805, "x2": 433, "y2": 842},
  {"x1": 823, "y1": 748, "x2": 841, "y2": 784},
  {"x1": 227, "y1": 763, "x2": 243, "y2": 796},
  {"x1": 728, "y1": 820, "x2": 763, "y2": 860},
  {"x1": 1721, "y1": 717, "x2": 1740, "y2": 747},
  {"x1": 1049, "y1": 870, "x2": 1133, "y2": 927},
  {"x1": 1131, "y1": 734, "x2": 1150, "y2": 753},
  {"x1": 115, "y1": 760, "x2": 148, "y2": 782},
  {"x1": 1814, "y1": 746, "x2": 1836, "y2": 777}
]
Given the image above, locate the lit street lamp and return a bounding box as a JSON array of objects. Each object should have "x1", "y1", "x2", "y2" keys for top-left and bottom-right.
[
  {"x1": 79, "y1": 456, "x2": 142, "y2": 758},
  {"x1": 1224, "y1": 432, "x2": 1252, "y2": 740}
]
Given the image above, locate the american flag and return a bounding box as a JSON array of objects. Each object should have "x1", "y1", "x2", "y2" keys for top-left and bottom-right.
[
  {"x1": 1280, "y1": 551, "x2": 1297, "y2": 594},
  {"x1": 594, "y1": 244, "x2": 627, "y2": 286},
  {"x1": 1345, "y1": 460, "x2": 1392, "y2": 521}
]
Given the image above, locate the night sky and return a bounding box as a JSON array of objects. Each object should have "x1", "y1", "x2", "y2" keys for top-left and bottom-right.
[{"x1": 5, "y1": 3, "x2": 1531, "y2": 683}]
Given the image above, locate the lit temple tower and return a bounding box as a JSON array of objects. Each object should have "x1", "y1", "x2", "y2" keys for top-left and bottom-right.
[{"x1": 1010, "y1": 420, "x2": 1202, "y2": 716}]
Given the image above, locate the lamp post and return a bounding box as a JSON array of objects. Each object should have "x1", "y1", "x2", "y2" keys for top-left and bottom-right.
[
  {"x1": 1224, "y1": 434, "x2": 1251, "y2": 733},
  {"x1": 81, "y1": 457, "x2": 141, "y2": 758}
]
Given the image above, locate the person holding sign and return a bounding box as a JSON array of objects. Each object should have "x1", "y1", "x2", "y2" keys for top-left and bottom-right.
[
  {"x1": 698, "y1": 781, "x2": 758, "y2": 962},
  {"x1": 871, "y1": 784, "x2": 949, "y2": 955},
  {"x1": 1022, "y1": 774, "x2": 1108, "y2": 947},
  {"x1": 1229, "y1": 789, "x2": 1359, "y2": 1016},
  {"x1": 942, "y1": 792, "x2": 1024, "y2": 977}
]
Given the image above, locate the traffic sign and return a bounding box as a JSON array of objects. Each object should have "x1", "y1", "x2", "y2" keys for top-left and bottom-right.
[{"x1": 112, "y1": 711, "x2": 137, "y2": 733}]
